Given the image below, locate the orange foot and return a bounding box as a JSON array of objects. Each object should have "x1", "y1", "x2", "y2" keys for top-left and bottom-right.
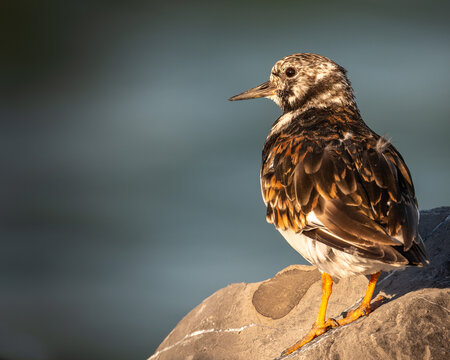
[
  {"x1": 338, "y1": 294, "x2": 386, "y2": 326},
  {"x1": 281, "y1": 294, "x2": 386, "y2": 357},
  {"x1": 281, "y1": 273, "x2": 385, "y2": 357},
  {"x1": 280, "y1": 318, "x2": 338, "y2": 356}
]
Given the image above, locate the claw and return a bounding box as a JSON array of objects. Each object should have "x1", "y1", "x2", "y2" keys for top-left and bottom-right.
[{"x1": 374, "y1": 294, "x2": 386, "y2": 303}]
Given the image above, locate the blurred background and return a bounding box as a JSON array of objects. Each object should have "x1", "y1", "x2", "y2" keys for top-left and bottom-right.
[{"x1": 1, "y1": 0, "x2": 449, "y2": 359}]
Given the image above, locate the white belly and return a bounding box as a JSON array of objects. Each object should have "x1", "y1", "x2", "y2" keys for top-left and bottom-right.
[{"x1": 279, "y1": 228, "x2": 403, "y2": 279}]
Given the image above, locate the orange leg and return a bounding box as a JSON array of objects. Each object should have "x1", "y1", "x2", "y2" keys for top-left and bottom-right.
[
  {"x1": 338, "y1": 271, "x2": 382, "y2": 326},
  {"x1": 281, "y1": 272, "x2": 337, "y2": 356},
  {"x1": 281, "y1": 272, "x2": 384, "y2": 357}
]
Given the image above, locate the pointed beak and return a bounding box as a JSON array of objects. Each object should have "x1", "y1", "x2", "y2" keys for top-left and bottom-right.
[{"x1": 228, "y1": 81, "x2": 277, "y2": 101}]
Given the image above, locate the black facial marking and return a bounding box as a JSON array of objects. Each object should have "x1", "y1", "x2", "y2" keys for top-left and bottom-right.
[{"x1": 276, "y1": 89, "x2": 293, "y2": 99}]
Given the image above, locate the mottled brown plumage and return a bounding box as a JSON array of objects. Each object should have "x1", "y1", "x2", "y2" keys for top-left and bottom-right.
[
  {"x1": 230, "y1": 53, "x2": 428, "y2": 355},
  {"x1": 261, "y1": 110, "x2": 425, "y2": 266}
]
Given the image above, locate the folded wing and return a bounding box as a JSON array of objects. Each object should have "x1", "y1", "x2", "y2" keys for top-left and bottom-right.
[{"x1": 261, "y1": 134, "x2": 428, "y2": 266}]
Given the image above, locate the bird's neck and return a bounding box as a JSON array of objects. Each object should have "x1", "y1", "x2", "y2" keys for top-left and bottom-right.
[
  {"x1": 292, "y1": 88, "x2": 357, "y2": 115},
  {"x1": 267, "y1": 101, "x2": 362, "y2": 139},
  {"x1": 281, "y1": 77, "x2": 358, "y2": 112},
  {"x1": 269, "y1": 82, "x2": 360, "y2": 138},
  {"x1": 262, "y1": 103, "x2": 365, "y2": 167}
]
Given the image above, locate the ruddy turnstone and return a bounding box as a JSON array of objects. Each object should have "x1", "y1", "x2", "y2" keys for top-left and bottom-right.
[{"x1": 229, "y1": 53, "x2": 429, "y2": 355}]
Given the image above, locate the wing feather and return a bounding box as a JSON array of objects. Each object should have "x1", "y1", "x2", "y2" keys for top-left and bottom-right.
[{"x1": 261, "y1": 132, "x2": 428, "y2": 266}]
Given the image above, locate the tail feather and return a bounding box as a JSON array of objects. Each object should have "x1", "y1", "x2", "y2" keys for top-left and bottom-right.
[{"x1": 397, "y1": 233, "x2": 429, "y2": 266}]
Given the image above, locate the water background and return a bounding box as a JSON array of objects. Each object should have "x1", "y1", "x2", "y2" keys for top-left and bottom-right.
[{"x1": 1, "y1": 1, "x2": 449, "y2": 359}]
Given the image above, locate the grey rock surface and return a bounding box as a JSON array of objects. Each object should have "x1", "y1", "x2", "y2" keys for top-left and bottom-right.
[{"x1": 149, "y1": 207, "x2": 450, "y2": 360}]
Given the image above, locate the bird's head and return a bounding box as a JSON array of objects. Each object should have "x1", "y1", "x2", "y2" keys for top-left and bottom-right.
[{"x1": 229, "y1": 53, "x2": 356, "y2": 113}]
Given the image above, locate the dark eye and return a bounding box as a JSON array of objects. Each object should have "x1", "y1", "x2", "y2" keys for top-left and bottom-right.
[{"x1": 285, "y1": 67, "x2": 296, "y2": 78}]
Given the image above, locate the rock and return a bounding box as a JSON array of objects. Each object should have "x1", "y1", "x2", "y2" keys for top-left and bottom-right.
[{"x1": 149, "y1": 208, "x2": 450, "y2": 360}]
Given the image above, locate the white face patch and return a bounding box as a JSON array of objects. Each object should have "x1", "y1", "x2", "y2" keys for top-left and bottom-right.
[
  {"x1": 314, "y1": 62, "x2": 335, "y2": 80},
  {"x1": 267, "y1": 94, "x2": 281, "y2": 107}
]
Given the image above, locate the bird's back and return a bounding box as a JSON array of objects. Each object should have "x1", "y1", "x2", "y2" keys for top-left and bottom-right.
[{"x1": 261, "y1": 106, "x2": 429, "y2": 275}]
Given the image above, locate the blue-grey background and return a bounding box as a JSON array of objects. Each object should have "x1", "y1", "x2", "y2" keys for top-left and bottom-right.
[{"x1": 1, "y1": 0, "x2": 449, "y2": 359}]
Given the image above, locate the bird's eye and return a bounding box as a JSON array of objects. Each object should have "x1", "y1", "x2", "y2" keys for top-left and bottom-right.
[{"x1": 285, "y1": 67, "x2": 296, "y2": 78}]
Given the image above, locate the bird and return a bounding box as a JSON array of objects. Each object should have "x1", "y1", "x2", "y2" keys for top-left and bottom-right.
[{"x1": 229, "y1": 53, "x2": 429, "y2": 356}]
